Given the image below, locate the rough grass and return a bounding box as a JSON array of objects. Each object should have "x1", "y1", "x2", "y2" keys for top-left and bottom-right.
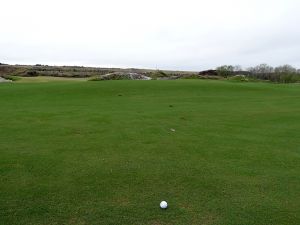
[
  {"x1": 15, "y1": 76, "x2": 88, "y2": 83},
  {"x1": 0, "y1": 80, "x2": 300, "y2": 225}
]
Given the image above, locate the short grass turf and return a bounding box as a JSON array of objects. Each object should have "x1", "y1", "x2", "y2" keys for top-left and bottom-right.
[{"x1": 0, "y1": 80, "x2": 300, "y2": 225}]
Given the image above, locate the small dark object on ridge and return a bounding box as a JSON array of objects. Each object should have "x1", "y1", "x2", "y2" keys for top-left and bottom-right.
[
  {"x1": 118, "y1": 94, "x2": 123, "y2": 96},
  {"x1": 169, "y1": 105, "x2": 174, "y2": 108}
]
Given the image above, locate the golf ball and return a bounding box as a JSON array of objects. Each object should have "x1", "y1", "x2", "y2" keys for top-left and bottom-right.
[{"x1": 160, "y1": 201, "x2": 168, "y2": 209}]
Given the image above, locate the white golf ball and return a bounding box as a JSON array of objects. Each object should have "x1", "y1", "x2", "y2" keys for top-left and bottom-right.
[{"x1": 160, "y1": 201, "x2": 168, "y2": 209}]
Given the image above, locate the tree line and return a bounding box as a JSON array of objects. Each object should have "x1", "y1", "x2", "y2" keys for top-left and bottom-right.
[{"x1": 216, "y1": 64, "x2": 300, "y2": 83}]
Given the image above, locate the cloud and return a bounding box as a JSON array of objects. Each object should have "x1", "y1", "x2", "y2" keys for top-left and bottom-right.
[{"x1": 1, "y1": 0, "x2": 300, "y2": 70}]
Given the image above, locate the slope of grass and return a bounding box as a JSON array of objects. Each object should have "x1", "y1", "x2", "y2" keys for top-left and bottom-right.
[
  {"x1": 0, "y1": 80, "x2": 299, "y2": 225},
  {"x1": 15, "y1": 76, "x2": 88, "y2": 83}
]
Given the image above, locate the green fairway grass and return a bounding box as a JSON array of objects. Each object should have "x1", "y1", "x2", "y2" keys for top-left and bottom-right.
[{"x1": 0, "y1": 80, "x2": 300, "y2": 225}]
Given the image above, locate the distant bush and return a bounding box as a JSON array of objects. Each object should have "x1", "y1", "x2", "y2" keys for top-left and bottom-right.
[
  {"x1": 216, "y1": 65, "x2": 234, "y2": 77},
  {"x1": 148, "y1": 70, "x2": 169, "y2": 79},
  {"x1": 227, "y1": 75, "x2": 249, "y2": 82},
  {"x1": 89, "y1": 72, "x2": 151, "y2": 81},
  {"x1": 248, "y1": 64, "x2": 274, "y2": 74},
  {"x1": 181, "y1": 74, "x2": 200, "y2": 79},
  {"x1": 275, "y1": 65, "x2": 297, "y2": 74},
  {"x1": 2, "y1": 75, "x2": 21, "y2": 81},
  {"x1": 88, "y1": 74, "x2": 129, "y2": 81},
  {"x1": 278, "y1": 73, "x2": 300, "y2": 83},
  {"x1": 26, "y1": 71, "x2": 38, "y2": 76},
  {"x1": 246, "y1": 64, "x2": 300, "y2": 83}
]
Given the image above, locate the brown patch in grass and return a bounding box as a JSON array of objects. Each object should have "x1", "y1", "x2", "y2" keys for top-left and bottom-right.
[
  {"x1": 68, "y1": 217, "x2": 87, "y2": 225},
  {"x1": 112, "y1": 196, "x2": 130, "y2": 207}
]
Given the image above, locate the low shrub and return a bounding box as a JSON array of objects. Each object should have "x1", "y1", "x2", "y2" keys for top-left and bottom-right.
[
  {"x1": 181, "y1": 74, "x2": 200, "y2": 79},
  {"x1": 1, "y1": 75, "x2": 21, "y2": 81},
  {"x1": 227, "y1": 75, "x2": 249, "y2": 82},
  {"x1": 278, "y1": 73, "x2": 300, "y2": 83},
  {"x1": 26, "y1": 71, "x2": 38, "y2": 76},
  {"x1": 216, "y1": 65, "x2": 234, "y2": 77},
  {"x1": 148, "y1": 70, "x2": 169, "y2": 79}
]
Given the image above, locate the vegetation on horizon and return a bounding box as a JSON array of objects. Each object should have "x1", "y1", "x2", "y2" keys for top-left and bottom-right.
[
  {"x1": 1, "y1": 63, "x2": 300, "y2": 83},
  {"x1": 216, "y1": 63, "x2": 300, "y2": 83}
]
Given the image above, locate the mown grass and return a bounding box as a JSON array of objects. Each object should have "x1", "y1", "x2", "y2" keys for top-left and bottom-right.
[{"x1": 0, "y1": 80, "x2": 299, "y2": 225}]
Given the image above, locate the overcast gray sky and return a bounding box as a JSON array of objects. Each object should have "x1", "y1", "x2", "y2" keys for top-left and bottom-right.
[{"x1": 1, "y1": 0, "x2": 300, "y2": 71}]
